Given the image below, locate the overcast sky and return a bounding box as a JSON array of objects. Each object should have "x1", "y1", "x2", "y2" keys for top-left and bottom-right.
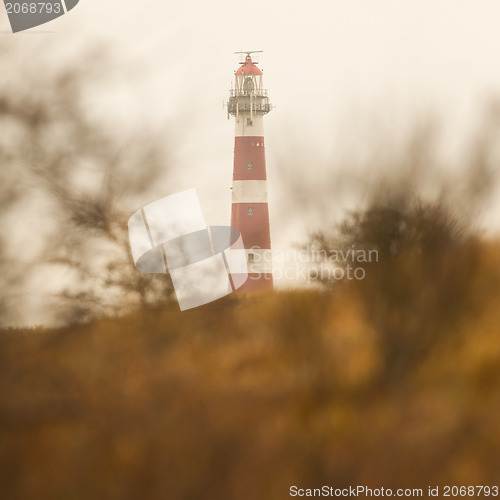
[{"x1": 3, "y1": 0, "x2": 500, "y2": 292}]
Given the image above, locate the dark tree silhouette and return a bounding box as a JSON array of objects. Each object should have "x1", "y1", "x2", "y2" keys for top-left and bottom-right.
[{"x1": 308, "y1": 116, "x2": 500, "y2": 382}]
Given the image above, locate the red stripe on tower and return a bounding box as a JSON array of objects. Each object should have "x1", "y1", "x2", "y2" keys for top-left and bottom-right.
[{"x1": 227, "y1": 51, "x2": 273, "y2": 291}]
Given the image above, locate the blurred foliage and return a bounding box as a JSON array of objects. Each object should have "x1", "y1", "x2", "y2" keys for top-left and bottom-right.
[
  {"x1": 1, "y1": 234, "x2": 500, "y2": 498},
  {"x1": 310, "y1": 197, "x2": 482, "y2": 382},
  {"x1": 0, "y1": 43, "x2": 175, "y2": 326},
  {"x1": 308, "y1": 113, "x2": 500, "y2": 383},
  {"x1": 1, "y1": 40, "x2": 500, "y2": 500}
]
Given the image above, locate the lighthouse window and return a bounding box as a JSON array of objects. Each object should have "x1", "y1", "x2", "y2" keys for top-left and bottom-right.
[
  {"x1": 247, "y1": 161, "x2": 253, "y2": 170},
  {"x1": 247, "y1": 118, "x2": 253, "y2": 126},
  {"x1": 248, "y1": 253, "x2": 255, "y2": 262},
  {"x1": 244, "y1": 77, "x2": 254, "y2": 94},
  {"x1": 247, "y1": 206, "x2": 254, "y2": 216}
]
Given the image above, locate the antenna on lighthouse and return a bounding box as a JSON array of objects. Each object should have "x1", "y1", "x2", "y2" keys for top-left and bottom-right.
[
  {"x1": 235, "y1": 50, "x2": 263, "y2": 62},
  {"x1": 234, "y1": 50, "x2": 263, "y2": 55}
]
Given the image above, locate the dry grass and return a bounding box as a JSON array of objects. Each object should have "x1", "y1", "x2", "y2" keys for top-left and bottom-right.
[{"x1": 1, "y1": 239, "x2": 500, "y2": 499}]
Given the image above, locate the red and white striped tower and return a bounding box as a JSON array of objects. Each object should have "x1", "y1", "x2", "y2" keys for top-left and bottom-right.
[{"x1": 227, "y1": 51, "x2": 273, "y2": 291}]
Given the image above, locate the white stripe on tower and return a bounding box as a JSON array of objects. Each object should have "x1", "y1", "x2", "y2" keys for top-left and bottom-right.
[
  {"x1": 232, "y1": 180, "x2": 268, "y2": 203},
  {"x1": 234, "y1": 116, "x2": 265, "y2": 137}
]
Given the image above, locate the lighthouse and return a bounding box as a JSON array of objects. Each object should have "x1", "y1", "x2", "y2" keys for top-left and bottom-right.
[{"x1": 227, "y1": 51, "x2": 273, "y2": 291}]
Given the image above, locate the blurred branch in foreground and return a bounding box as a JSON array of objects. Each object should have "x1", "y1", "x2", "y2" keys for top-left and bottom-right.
[{"x1": 0, "y1": 41, "x2": 175, "y2": 326}]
